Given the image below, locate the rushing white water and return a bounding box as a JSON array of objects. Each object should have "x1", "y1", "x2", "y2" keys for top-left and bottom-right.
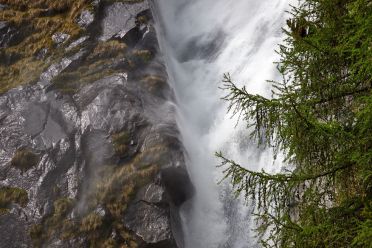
[{"x1": 153, "y1": 0, "x2": 293, "y2": 247}]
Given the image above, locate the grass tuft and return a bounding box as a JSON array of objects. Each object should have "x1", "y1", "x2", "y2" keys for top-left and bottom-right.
[
  {"x1": 10, "y1": 148, "x2": 39, "y2": 172},
  {"x1": 0, "y1": 187, "x2": 28, "y2": 214}
]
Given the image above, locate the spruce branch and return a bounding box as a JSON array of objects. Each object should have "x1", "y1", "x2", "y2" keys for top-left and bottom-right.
[{"x1": 216, "y1": 151, "x2": 353, "y2": 213}]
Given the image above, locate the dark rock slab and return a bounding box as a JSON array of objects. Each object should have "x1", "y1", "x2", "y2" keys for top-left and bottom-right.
[{"x1": 0, "y1": 22, "x2": 17, "y2": 48}]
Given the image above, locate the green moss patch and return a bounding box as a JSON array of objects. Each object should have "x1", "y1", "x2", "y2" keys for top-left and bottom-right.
[
  {"x1": 10, "y1": 148, "x2": 39, "y2": 172},
  {"x1": 0, "y1": 187, "x2": 28, "y2": 214}
]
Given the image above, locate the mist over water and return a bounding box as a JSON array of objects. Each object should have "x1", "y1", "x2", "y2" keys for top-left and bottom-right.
[{"x1": 152, "y1": 0, "x2": 293, "y2": 247}]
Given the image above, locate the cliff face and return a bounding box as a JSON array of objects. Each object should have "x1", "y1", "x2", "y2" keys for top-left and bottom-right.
[{"x1": 0, "y1": 1, "x2": 193, "y2": 247}]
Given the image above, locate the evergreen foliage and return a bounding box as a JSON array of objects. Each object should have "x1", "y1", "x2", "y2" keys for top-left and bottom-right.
[{"x1": 218, "y1": 0, "x2": 372, "y2": 246}]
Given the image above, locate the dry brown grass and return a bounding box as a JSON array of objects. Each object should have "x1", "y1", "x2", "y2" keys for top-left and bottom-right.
[
  {"x1": 88, "y1": 40, "x2": 128, "y2": 61},
  {"x1": 51, "y1": 40, "x2": 128, "y2": 94},
  {"x1": 111, "y1": 131, "x2": 130, "y2": 156},
  {"x1": 0, "y1": 0, "x2": 93, "y2": 93},
  {"x1": 140, "y1": 75, "x2": 166, "y2": 93},
  {"x1": 131, "y1": 49, "x2": 152, "y2": 63},
  {"x1": 80, "y1": 213, "x2": 103, "y2": 232}
]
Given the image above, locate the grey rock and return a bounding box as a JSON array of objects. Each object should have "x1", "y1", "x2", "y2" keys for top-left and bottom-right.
[
  {"x1": 0, "y1": 21, "x2": 7, "y2": 30},
  {"x1": 35, "y1": 48, "x2": 48, "y2": 60},
  {"x1": 66, "y1": 36, "x2": 89, "y2": 51},
  {"x1": 52, "y1": 32, "x2": 70, "y2": 44},
  {"x1": 127, "y1": 180, "x2": 186, "y2": 247},
  {"x1": 100, "y1": 1, "x2": 149, "y2": 41},
  {"x1": 92, "y1": 0, "x2": 101, "y2": 7},
  {"x1": 94, "y1": 205, "x2": 106, "y2": 217},
  {"x1": 40, "y1": 59, "x2": 71, "y2": 85},
  {"x1": 124, "y1": 201, "x2": 173, "y2": 244},
  {"x1": 79, "y1": 75, "x2": 134, "y2": 132},
  {"x1": 140, "y1": 183, "x2": 166, "y2": 204},
  {"x1": 77, "y1": 10, "x2": 95, "y2": 29},
  {"x1": 0, "y1": 214, "x2": 30, "y2": 248},
  {"x1": 23, "y1": 102, "x2": 49, "y2": 138},
  {"x1": 39, "y1": 49, "x2": 86, "y2": 86}
]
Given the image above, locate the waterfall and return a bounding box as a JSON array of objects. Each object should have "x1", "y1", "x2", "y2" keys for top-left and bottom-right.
[{"x1": 152, "y1": 0, "x2": 293, "y2": 247}]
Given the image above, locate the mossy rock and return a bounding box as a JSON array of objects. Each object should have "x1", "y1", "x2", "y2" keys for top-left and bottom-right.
[
  {"x1": 0, "y1": 0, "x2": 94, "y2": 94},
  {"x1": 140, "y1": 75, "x2": 166, "y2": 93},
  {"x1": 10, "y1": 148, "x2": 39, "y2": 172},
  {"x1": 112, "y1": 131, "x2": 130, "y2": 156},
  {"x1": 52, "y1": 40, "x2": 128, "y2": 94},
  {"x1": 53, "y1": 198, "x2": 74, "y2": 217},
  {"x1": 0, "y1": 186, "x2": 28, "y2": 213},
  {"x1": 28, "y1": 148, "x2": 161, "y2": 247},
  {"x1": 132, "y1": 49, "x2": 152, "y2": 62},
  {"x1": 29, "y1": 224, "x2": 43, "y2": 241}
]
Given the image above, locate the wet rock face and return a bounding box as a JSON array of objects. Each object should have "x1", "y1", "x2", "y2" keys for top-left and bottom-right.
[
  {"x1": 100, "y1": 1, "x2": 150, "y2": 41},
  {"x1": 0, "y1": 214, "x2": 30, "y2": 248},
  {"x1": 0, "y1": 21, "x2": 18, "y2": 48},
  {"x1": 0, "y1": 1, "x2": 192, "y2": 248}
]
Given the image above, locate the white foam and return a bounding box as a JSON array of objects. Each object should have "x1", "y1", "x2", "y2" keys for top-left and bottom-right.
[{"x1": 153, "y1": 0, "x2": 294, "y2": 247}]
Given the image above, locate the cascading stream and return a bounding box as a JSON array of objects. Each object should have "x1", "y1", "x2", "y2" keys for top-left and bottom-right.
[{"x1": 152, "y1": 0, "x2": 293, "y2": 247}]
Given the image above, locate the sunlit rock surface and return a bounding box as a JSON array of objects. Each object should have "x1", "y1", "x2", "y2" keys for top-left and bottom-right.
[{"x1": 0, "y1": 1, "x2": 192, "y2": 247}]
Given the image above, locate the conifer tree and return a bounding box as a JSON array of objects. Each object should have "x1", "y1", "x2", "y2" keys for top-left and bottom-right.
[{"x1": 218, "y1": 0, "x2": 372, "y2": 246}]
